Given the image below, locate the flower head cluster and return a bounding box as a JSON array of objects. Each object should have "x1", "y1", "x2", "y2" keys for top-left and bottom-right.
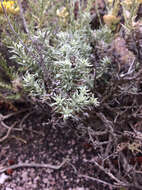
[
  {"x1": 56, "y1": 7, "x2": 69, "y2": 23},
  {"x1": 0, "y1": 0, "x2": 19, "y2": 15}
]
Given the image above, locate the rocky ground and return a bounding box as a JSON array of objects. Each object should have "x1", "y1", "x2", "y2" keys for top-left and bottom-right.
[{"x1": 0, "y1": 113, "x2": 106, "y2": 190}]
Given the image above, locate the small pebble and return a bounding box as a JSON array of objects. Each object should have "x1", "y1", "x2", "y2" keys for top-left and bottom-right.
[{"x1": 5, "y1": 188, "x2": 13, "y2": 190}]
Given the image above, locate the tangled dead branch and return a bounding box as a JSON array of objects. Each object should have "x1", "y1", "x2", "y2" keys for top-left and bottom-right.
[{"x1": 0, "y1": 109, "x2": 31, "y2": 142}]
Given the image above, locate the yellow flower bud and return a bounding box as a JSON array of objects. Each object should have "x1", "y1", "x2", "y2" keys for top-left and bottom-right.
[
  {"x1": 56, "y1": 7, "x2": 69, "y2": 18},
  {"x1": 137, "y1": 0, "x2": 142, "y2": 3},
  {"x1": 103, "y1": 14, "x2": 120, "y2": 26}
]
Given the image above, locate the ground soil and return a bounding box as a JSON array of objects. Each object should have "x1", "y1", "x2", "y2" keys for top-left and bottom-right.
[{"x1": 0, "y1": 113, "x2": 105, "y2": 190}]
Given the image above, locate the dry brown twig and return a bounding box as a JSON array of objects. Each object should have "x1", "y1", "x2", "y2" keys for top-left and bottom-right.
[
  {"x1": 0, "y1": 158, "x2": 69, "y2": 173},
  {"x1": 79, "y1": 173, "x2": 142, "y2": 190},
  {"x1": 95, "y1": 112, "x2": 114, "y2": 134},
  {"x1": 0, "y1": 109, "x2": 30, "y2": 121},
  {"x1": 85, "y1": 158, "x2": 128, "y2": 186},
  {"x1": 0, "y1": 109, "x2": 30, "y2": 130},
  {"x1": 19, "y1": 110, "x2": 35, "y2": 129},
  {"x1": 82, "y1": 159, "x2": 142, "y2": 189},
  {"x1": 79, "y1": 174, "x2": 118, "y2": 188},
  {"x1": 0, "y1": 121, "x2": 17, "y2": 142},
  {"x1": 0, "y1": 109, "x2": 31, "y2": 142},
  {"x1": 88, "y1": 127, "x2": 111, "y2": 150},
  {"x1": 68, "y1": 158, "x2": 118, "y2": 188}
]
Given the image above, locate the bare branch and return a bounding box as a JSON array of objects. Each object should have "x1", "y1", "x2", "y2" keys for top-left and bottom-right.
[{"x1": 0, "y1": 158, "x2": 69, "y2": 173}]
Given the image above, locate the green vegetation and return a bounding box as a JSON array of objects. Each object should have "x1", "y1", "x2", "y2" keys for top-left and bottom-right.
[{"x1": 0, "y1": 0, "x2": 100, "y2": 119}]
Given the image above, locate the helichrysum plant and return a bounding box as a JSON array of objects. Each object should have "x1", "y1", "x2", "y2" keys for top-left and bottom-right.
[
  {"x1": 10, "y1": 27, "x2": 99, "y2": 119},
  {"x1": 7, "y1": 0, "x2": 99, "y2": 119}
]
